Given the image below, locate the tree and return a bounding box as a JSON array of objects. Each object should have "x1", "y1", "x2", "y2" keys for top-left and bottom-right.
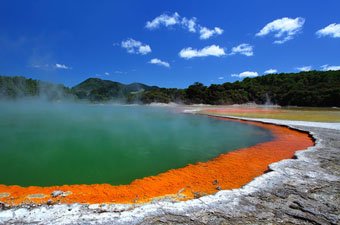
[{"x1": 185, "y1": 82, "x2": 207, "y2": 104}]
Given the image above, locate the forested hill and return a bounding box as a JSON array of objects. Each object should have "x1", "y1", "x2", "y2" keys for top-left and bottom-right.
[
  {"x1": 72, "y1": 78, "x2": 158, "y2": 102},
  {"x1": 0, "y1": 76, "x2": 159, "y2": 102},
  {"x1": 141, "y1": 70, "x2": 340, "y2": 107},
  {"x1": 1, "y1": 70, "x2": 339, "y2": 106}
]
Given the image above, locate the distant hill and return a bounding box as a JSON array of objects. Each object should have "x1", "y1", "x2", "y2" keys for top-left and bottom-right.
[
  {"x1": 1, "y1": 70, "x2": 339, "y2": 106},
  {"x1": 72, "y1": 78, "x2": 159, "y2": 102}
]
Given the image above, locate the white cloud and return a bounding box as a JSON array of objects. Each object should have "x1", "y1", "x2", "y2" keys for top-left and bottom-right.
[
  {"x1": 94, "y1": 72, "x2": 111, "y2": 77},
  {"x1": 32, "y1": 63, "x2": 71, "y2": 70},
  {"x1": 218, "y1": 76, "x2": 224, "y2": 80},
  {"x1": 296, "y1": 66, "x2": 312, "y2": 71},
  {"x1": 181, "y1": 17, "x2": 197, "y2": 33},
  {"x1": 199, "y1": 26, "x2": 223, "y2": 40},
  {"x1": 55, "y1": 63, "x2": 71, "y2": 69},
  {"x1": 146, "y1": 12, "x2": 222, "y2": 39},
  {"x1": 145, "y1": 12, "x2": 180, "y2": 29},
  {"x1": 321, "y1": 64, "x2": 340, "y2": 71},
  {"x1": 138, "y1": 45, "x2": 152, "y2": 55},
  {"x1": 264, "y1": 69, "x2": 278, "y2": 74},
  {"x1": 179, "y1": 45, "x2": 226, "y2": 59},
  {"x1": 316, "y1": 23, "x2": 340, "y2": 38},
  {"x1": 149, "y1": 58, "x2": 170, "y2": 68},
  {"x1": 256, "y1": 17, "x2": 305, "y2": 44},
  {"x1": 230, "y1": 43, "x2": 254, "y2": 56},
  {"x1": 231, "y1": 71, "x2": 259, "y2": 78},
  {"x1": 121, "y1": 38, "x2": 151, "y2": 55}
]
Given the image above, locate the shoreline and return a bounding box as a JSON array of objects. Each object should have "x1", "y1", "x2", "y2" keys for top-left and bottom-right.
[{"x1": 1, "y1": 115, "x2": 339, "y2": 224}]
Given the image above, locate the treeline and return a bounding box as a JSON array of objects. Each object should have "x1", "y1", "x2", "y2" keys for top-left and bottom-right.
[
  {"x1": 1, "y1": 70, "x2": 339, "y2": 106},
  {"x1": 140, "y1": 70, "x2": 340, "y2": 107},
  {"x1": 0, "y1": 76, "x2": 73, "y2": 101}
]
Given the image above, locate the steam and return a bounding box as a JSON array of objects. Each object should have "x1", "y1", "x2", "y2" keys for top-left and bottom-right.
[
  {"x1": 0, "y1": 76, "x2": 75, "y2": 102},
  {"x1": 265, "y1": 93, "x2": 273, "y2": 106}
]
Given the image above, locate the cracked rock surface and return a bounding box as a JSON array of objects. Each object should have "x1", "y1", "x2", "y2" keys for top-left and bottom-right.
[{"x1": 0, "y1": 121, "x2": 339, "y2": 225}]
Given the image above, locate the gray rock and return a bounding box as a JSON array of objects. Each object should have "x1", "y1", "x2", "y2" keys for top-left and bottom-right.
[{"x1": 51, "y1": 190, "x2": 64, "y2": 198}]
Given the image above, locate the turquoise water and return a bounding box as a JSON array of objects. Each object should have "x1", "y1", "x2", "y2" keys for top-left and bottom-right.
[{"x1": 0, "y1": 101, "x2": 273, "y2": 186}]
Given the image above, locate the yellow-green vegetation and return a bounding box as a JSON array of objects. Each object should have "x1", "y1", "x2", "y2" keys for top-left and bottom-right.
[{"x1": 202, "y1": 107, "x2": 340, "y2": 122}]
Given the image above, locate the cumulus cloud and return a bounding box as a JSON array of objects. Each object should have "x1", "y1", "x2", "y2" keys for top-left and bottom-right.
[
  {"x1": 218, "y1": 76, "x2": 224, "y2": 80},
  {"x1": 230, "y1": 43, "x2": 254, "y2": 56},
  {"x1": 178, "y1": 45, "x2": 226, "y2": 59},
  {"x1": 316, "y1": 23, "x2": 340, "y2": 38},
  {"x1": 146, "y1": 12, "x2": 222, "y2": 39},
  {"x1": 145, "y1": 12, "x2": 180, "y2": 30},
  {"x1": 264, "y1": 69, "x2": 278, "y2": 74},
  {"x1": 296, "y1": 66, "x2": 312, "y2": 71},
  {"x1": 256, "y1": 17, "x2": 305, "y2": 44},
  {"x1": 139, "y1": 45, "x2": 152, "y2": 55},
  {"x1": 121, "y1": 38, "x2": 151, "y2": 55},
  {"x1": 231, "y1": 71, "x2": 259, "y2": 78},
  {"x1": 148, "y1": 58, "x2": 170, "y2": 68},
  {"x1": 181, "y1": 17, "x2": 197, "y2": 32},
  {"x1": 104, "y1": 72, "x2": 110, "y2": 76},
  {"x1": 55, "y1": 63, "x2": 71, "y2": 69},
  {"x1": 199, "y1": 26, "x2": 224, "y2": 40},
  {"x1": 321, "y1": 64, "x2": 340, "y2": 71}
]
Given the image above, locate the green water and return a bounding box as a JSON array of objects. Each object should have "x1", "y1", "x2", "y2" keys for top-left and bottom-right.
[{"x1": 0, "y1": 101, "x2": 273, "y2": 186}]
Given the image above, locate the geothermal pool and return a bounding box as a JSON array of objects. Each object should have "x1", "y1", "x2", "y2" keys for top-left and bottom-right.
[{"x1": 0, "y1": 101, "x2": 273, "y2": 187}]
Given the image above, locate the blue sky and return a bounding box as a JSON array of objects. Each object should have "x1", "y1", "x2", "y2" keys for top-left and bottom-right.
[{"x1": 0, "y1": 0, "x2": 339, "y2": 88}]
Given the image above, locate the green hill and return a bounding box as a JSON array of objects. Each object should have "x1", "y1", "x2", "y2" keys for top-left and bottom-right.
[{"x1": 71, "y1": 78, "x2": 158, "y2": 102}]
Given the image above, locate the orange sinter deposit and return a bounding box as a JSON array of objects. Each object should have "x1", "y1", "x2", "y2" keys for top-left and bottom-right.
[{"x1": 0, "y1": 118, "x2": 314, "y2": 206}]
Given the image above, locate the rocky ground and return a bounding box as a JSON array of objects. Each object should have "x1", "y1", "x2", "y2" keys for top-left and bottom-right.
[{"x1": 0, "y1": 117, "x2": 339, "y2": 225}]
